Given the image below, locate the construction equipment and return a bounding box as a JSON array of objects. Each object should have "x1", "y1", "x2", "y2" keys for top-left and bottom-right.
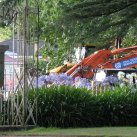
[
  {"x1": 46, "y1": 44, "x2": 99, "y2": 74},
  {"x1": 45, "y1": 63, "x2": 76, "y2": 75},
  {"x1": 66, "y1": 45, "x2": 137, "y2": 81},
  {"x1": 74, "y1": 43, "x2": 99, "y2": 63}
]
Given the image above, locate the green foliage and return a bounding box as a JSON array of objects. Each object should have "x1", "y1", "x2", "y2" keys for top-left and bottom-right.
[
  {"x1": 37, "y1": 59, "x2": 49, "y2": 74},
  {"x1": 30, "y1": 85, "x2": 99, "y2": 127},
  {"x1": 27, "y1": 85, "x2": 137, "y2": 128},
  {"x1": 39, "y1": 42, "x2": 74, "y2": 68},
  {"x1": 27, "y1": 58, "x2": 49, "y2": 75},
  {"x1": 1, "y1": 0, "x2": 137, "y2": 61},
  {"x1": 35, "y1": 0, "x2": 137, "y2": 62},
  {"x1": 2, "y1": 84, "x2": 137, "y2": 127},
  {"x1": 38, "y1": 0, "x2": 75, "y2": 66},
  {"x1": 52, "y1": 0, "x2": 137, "y2": 52},
  {"x1": 0, "y1": 26, "x2": 12, "y2": 42},
  {"x1": 0, "y1": 0, "x2": 24, "y2": 27},
  {"x1": 100, "y1": 86, "x2": 137, "y2": 126}
]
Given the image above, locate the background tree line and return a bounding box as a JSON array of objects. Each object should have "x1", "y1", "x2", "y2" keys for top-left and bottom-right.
[{"x1": 0, "y1": 0, "x2": 137, "y2": 69}]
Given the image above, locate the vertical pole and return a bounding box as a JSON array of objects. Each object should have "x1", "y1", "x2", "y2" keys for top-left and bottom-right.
[
  {"x1": 23, "y1": 0, "x2": 29, "y2": 126},
  {"x1": 69, "y1": 45, "x2": 71, "y2": 63},
  {"x1": 12, "y1": 17, "x2": 15, "y2": 125},
  {"x1": 36, "y1": 3, "x2": 39, "y2": 126},
  {"x1": 33, "y1": 14, "x2": 35, "y2": 68},
  {"x1": 23, "y1": 7, "x2": 26, "y2": 126},
  {"x1": 34, "y1": 0, "x2": 39, "y2": 125},
  {"x1": 17, "y1": 14, "x2": 20, "y2": 66},
  {"x1": 16, "y1": 13, "x2": 20, "y2": 125},
  {"x1": 25, "y1": 0, "x2": 28, "y2": 7},
  {"x1": 25, "y1": 0, "x2": 29, "y2": 67}
]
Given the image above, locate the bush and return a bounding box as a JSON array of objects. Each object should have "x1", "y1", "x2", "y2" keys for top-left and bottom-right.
[
  {"x1": 99, "y1": 86, "x2": 137, "y2": 126},
  {"x1": 3, "y1": 82, "x2": 137, "y2": 127},
  {"x1": 28, "y1": 85, "x2": 137, "y2": 128},
  {"x1": 29, "y1": 85, "x2": 102, "y2": 128}
]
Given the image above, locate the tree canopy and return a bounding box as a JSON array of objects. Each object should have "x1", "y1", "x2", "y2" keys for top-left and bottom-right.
[
  {"x1": 1, "y1": 0, "x2": 137, "y2": 47},
  {"x1": 53, "y1": 0, "x2": 137, "y2": 49},
  {"x1": 0, "y1": 26, "x2": 12, "y2": 42},
  {"x1": 1, "y1": 0, "x2": 137, "y2": 68}
]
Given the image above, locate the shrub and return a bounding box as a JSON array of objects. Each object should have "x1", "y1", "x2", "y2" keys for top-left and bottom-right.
[
  {"x1": 29, "y1": 85, "x2": 102, "y2": 127},
  {"x1": 3, "y1": 73, "x2": 137, "y2": 127},
  {"x1": 27, "y1": 84, "x2": 137, "y2": 127},
  {"x1": 98, "y1": 86, "x2": 137, "y2": 126}
]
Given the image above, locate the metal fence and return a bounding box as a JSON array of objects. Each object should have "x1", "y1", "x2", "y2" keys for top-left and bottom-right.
[
  {"x1": 0, "y1": 87, "x2": 11, "y2": 125},
  {"x1": 0, "y1": 66, "x2": 38, "y2": 125},
  {"x1": 0, "y1": 79, "x2": 111, "y2": 125},
  {"x1": 92, "y1": 86, "x2": 110, "y2": 95},
  {"x1": 0, "y1": 1, "x2": 39, "y2": 126}
]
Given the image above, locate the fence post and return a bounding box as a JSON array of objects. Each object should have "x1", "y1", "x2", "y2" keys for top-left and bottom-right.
[{"x1": 0, "y1": 93, "x2": 3, "y2": 125}]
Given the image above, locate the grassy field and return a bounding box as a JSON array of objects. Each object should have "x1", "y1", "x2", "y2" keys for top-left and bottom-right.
[{"x1": 0, "y1": 127, "x2": 137, "y2": 137}]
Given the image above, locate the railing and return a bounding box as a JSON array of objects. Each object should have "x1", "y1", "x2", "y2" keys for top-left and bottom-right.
[
  {"x1": 0, "y1": 92, "x2": 3, "y2": 125},
  {"x1": 91, "y1": 85, "x2": 111, "y2": 95},
  {"x1": 90, "y1": 80, "x2": 111, "y2": 95},
  {"x1": 0, "y1": 87, "x2": 12, "y2": 125},
  {"x1": 0, "y1": 81, "x2": 111, "y2": 125}
]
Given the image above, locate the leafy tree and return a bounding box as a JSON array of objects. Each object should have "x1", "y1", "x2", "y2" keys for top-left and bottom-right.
[
  {"x1": 0, "y1": 0, "x2": 24, "y2": 27},
  {"x1": 39, "y1": 0, "x2": 137, "y2": 67},
  {"x1": 38, "y1": 0, "x2": 78, "y2": 68},
  {"x1": 2, "y1": 0, "x2": 137, "y2": 69},
  {"x1": 0, "y1": 0, "x2": 25, "y2": 41},
  {"x1": 53, "y1": 0, "x2": 137, "y2": 51},
  {"x1": 38, "y1": 0, "x2": 87, "y2": 68},
  {"x1": 0, "y1": 26, "x2": 12, "y2": 42}
]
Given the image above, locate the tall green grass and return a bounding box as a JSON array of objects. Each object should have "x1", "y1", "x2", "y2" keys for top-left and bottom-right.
[
  {"x1": 28, "y1": 85, "x2": 137, "y2": 127},
  {"x1": 30, "y1": 86, "x2": 102, "y2": 127},
  {"x1": 3, "y1": 84, "x2": 137, "y2": 128},
  {"x1": 99, "y1": 86, "x2": 137, "y2": 126}
]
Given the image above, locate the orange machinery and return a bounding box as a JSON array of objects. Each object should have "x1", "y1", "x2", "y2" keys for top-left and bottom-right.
[
  {"x1": 45, "y1": 44, "x2": 99, "y2": 75},
  {"x1": 66, "y1": 45, "x2": 137, "y2": 80}
]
